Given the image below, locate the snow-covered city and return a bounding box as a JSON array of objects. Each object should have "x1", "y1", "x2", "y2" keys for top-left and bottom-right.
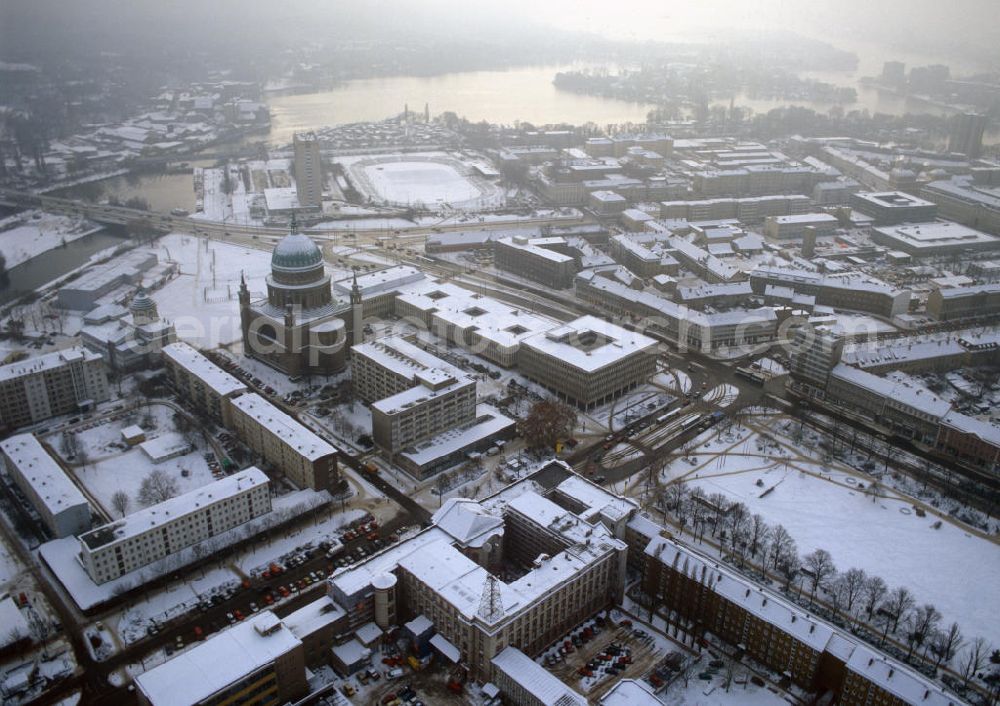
[{"x1": 0, "y1": 2, "x2": 999, "y2": 705}]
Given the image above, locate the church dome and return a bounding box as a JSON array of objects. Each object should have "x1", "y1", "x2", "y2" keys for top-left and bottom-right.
[
  {"x1": 271, "y1": 232, "x2": 323, "y2": 272},
  {"x1": 130, "y1": 288, "x2": 156, "y2": 312}
]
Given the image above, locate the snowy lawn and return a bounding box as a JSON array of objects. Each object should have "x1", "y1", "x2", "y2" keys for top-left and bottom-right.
[
  {"x1": 48, "y1": 403, "x2": 215, "y2": 517},
  {"x1": 0, "y1": 532, "x2": 25, "y2": 589},
  {"x1": 680, "y1": 447, "x2": 1000, "y2": 641},
  {"x1": 659, "y1": 675, "x2": 788, "y2": 706}
]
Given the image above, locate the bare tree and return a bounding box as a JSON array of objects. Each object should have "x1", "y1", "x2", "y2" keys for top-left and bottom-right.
[
  {"x1": 930, "y1": 622, "x2": 963, "y2": 671},
  {"x1": 747, "y1": 513, "x2": 770, "y2": 559},
  {"x1": 111, "y1": 491, "x2": 130, "y2": 518},
  {"x1": 840, "y1": 568, "x2": 867, "y2": 619},
  {"x1": 727, "y1": 502, "x2": 749, "y2": 553},
  {"x1": 884, "y1": 586, "x2": 916, "y2": 637},
  {"x1": 518, "y1": 399, "x2": 577, "y2": 450},
  {"x1": 803, "y1": 549, "x2": 836, "y2": 604},
  {"x1": 862, "y1": 575, "x2": 888, "y2": 622},
  {"x1": 768, "y1": 524, "x2": 796, "y2": 572},
  {"x1": 905, "y1": 604, "x2": 941, "y2": 660},
  {"x1": 959, "y1": 637, "x2": 990, "y2": 687},
  {"x1": 138, "y1": 469, "x2": 179, "y2": 506}
]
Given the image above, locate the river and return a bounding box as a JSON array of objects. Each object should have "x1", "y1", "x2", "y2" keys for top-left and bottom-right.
[{"x1": 0, "y1": 228, "x2": 129, "y2": 306}]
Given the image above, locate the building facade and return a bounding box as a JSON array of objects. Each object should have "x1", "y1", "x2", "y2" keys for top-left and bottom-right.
[
  {"x1": 162, "y1": 342, "x2": 247, "y2": 425},
  {"x1": 518, "y1": 316, "x2": 657, "y2": 409},
  {"x1": 293, "y1": 132, "x2": 322, "y2": 210},
  {"x1": 494, "y1": 236, "x2": 578, "y2": 289},
  {"x1": 227, "y1": 393, "x2": 338, "y2": 491},
  {"x1": 78, "y1": 468, "x2": 271, "y2": 584},
  {"x1": 0, "y1": 347, "x2": 110, "y2": 432},
  {"x1": 0, "y1": 434, "x2": 91, "y2": 538}
]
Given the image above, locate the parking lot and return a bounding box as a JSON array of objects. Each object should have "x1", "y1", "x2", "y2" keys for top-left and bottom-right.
[{"x1": 538, "y1": 613, "x2": 679, "y2": 701}]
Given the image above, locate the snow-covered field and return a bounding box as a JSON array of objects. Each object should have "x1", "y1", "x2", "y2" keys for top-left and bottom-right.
[
  {"x1": 362, "y1": 160, "x2": 480, "y2": 205},
  {"x1": 149, "y1": 234, "x2": 270, "y2": 347},
  {"x1": 0, "y1": 211, "x2": 101, "y2": 268},
  {"x1": 339, "y1": 152, "x2": 504, "y2": 210},
  {"x1": 663, "y1": 417, "x2": 1000, "y2": 642},
  {"x1": 659, "y1": 677, "x2": 788, "y2": 706},
  {"x1": 46, "y1": 403, "x2": 214, "y2": 517}
]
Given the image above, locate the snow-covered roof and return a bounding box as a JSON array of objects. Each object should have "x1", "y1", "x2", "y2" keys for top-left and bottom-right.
[
  {"x1": 230, "y1": 394, "x2": 336, "y2": 461},
  {"x1": 830, "y1": 364, "x2": 952, "y2": 417},
  {"x1": 329, "y1": 526, "x2": 452, "y2": 600},
  {"x1": 332, "y1": 265, "x2": 424, "y2": 297},
  {"x1": 497, "y1": 236, "x2": 575, "y2": 264},
  {"x1": 940, "y1": 410, "x2": 1000, "y2": 445},
  {"x1": 79, "y1": 467, "x2": 268, "y2": 551},
  {"x1": 353, "y1": 336, "x2": 464, "y2": 386},
  {"x1": 162, "y1": 342, "x2": 247, "y2": 397},
  {"x1": 429, "y1": 633, "x2": 461, "y2": 662},
  {"x1": 520, "y1": 315, "x2": 657, "y2": 373},
  {"x1": 552, "y1": 475, "x2": 638, "y2": 524},
  {"x1": 492, "y1": 646, "x2": 586, "y2": 706},
  {"x1": 282, "y1": 595, "x2": 346, "y2": 639},
  {"x1": 135, "y1": 611, "x2": 301, "y2": 706},
  {"x1": 0, "y1": 434, "x2": 90, "y2": 518},
  {"x1": 715, "y1": 574, "x2": 833, "y2": 651},
  {"x1": 399, "y1": 406, "x2": 515, "y2": 469},
  {"x1": 0, "y1": 346, "x2": 102, "y2": 382},
  {"x1": 599, "y1": 679, "x2": 660, "y2": 705},
  {"x1": 0, "y1": 597, "x2": 30, "y2": 649},
  {"x1": 404, "y1": 614, "x2": 434, "y2": 636},
  {"x1": 874, "y1": 222, "x2": 999, "y2": 251},
  {"x1": 846, "y1": 644, "x2": 961, "y2": 706},
  {"x1": 331, "y1": 638, "x2": 370, "y2": 666},
  {"x1": 354, "y1": 621, "x2": 382, "y2": 645},
  {"x1": 139, "y1": 432, "x2": 191, "y2": 462},
  {"x1": 432, "y1": 497, "x2": 505, "y2": 548}
]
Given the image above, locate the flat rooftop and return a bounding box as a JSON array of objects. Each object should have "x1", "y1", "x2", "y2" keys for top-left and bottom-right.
[
  {"x1": 134, "y1": 611, "x2": 301, "y2": 706},
  {"x1": 520, "y1": 314, "x2": 657, "y2": 373},
  {"x1": 854, "y1": 191, "x2": 936, "y2": 208},
  {"x1": 162, "y1": 342, "x2": 247, "y2": 397},
  {"x1": 0, "y1": 433, "x2": 89, "y2": 517},
  {"x1": 230, "y1": 394, "x2": 336, "y2": 461},
  {"x1": 873, "y1": 222, "x2": 999, "y2": 249},
  {"x1": 0, "y1": 346, "x2": 101, "y2": 383}
]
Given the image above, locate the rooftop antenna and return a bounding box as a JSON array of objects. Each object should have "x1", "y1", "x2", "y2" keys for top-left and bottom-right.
[{"x1": 477, "y1": 574, "x2": 505, "y2": 622}]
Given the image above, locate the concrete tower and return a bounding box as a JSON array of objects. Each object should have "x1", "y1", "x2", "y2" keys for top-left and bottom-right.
[{"x1": 293, "y1": 132, "x2": 322, "y2": 209}]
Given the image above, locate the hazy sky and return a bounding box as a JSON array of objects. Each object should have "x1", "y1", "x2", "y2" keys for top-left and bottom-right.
[{"x1": 2, "y1": 0, "x2": 997, "y2": 74}]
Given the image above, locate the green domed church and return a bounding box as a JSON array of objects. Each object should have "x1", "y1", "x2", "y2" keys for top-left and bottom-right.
[{"x1": 239, "y1": 220, "x2": 360, "y2": 377}]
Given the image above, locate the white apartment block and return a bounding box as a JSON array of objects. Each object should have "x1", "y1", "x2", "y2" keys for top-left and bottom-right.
[
  {"x1": 0, "y1": 347, "x2": 110, "y2": 431},
  {"x1": 227, "y1": 393, "x2": 338, "y2": 491},
  {"x1": 0, "y1": 434, "x2": 91, "y2": 538},
  {"x1": 78, "y1": 467, "x2": 271, "y2": 584},
  {"x1": 162, "y1": 342, "x2": 247, "y2": 425},
  {"x1": 353, "y1": 336, "x2": 477, "y2": 455}
]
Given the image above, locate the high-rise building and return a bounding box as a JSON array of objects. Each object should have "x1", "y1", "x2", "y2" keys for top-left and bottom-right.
[
  {"x1": 880, "y1": 61, "x2": 906, "y2": 87},
  {"x1": 948, "y1": 113, "x2": 987, "y2": 159},
  {"x1": 789, "y1": 324, "x2": 844, "y2": 390},
  {"x1": 293, "y1": 132, "x2": 322, "y2": 209}
]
